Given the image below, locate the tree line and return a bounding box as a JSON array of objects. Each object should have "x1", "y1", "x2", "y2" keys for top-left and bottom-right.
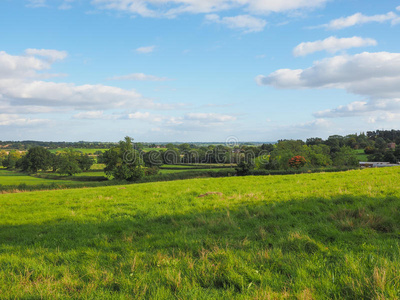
[{"x1": 0, "y1": 148, "x2": 94, "y2": 175}]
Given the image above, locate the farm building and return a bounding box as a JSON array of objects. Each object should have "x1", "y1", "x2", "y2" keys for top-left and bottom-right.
[{"x1": 359, "y1": 162, "x2": 399, "y2": 168}]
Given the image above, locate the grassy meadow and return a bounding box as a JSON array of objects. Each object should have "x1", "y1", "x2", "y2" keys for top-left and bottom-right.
[
  {"x1": 1, "y1": 167, "x2": 400, "y2": 298},
  {"x1": 0, "y1": 169, "x2": 76, "y2": 186}
]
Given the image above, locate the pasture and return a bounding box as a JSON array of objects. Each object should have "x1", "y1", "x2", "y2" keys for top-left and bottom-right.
[
  {"x1": 0, "y1": 169, "x2": 76, "y2": 187},
  {"x1": 1, "y1": 167, "x2": 400, "y2": 298}
]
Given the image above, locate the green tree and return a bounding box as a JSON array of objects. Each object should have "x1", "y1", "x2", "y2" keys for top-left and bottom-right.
[
  {"x1": 143, "y1": 150, "x2": 163, "y2": 167},
  {"x1": 103, "y1": 137, "x2": 144, "y2": 181},
  {"x1": 375, "y1": 137, "x2": 387, "y2": 151},
  {"x1": 78, "y1": 154, "x2": 95, "y2": 171},
  {"x1": 383, "y1": 150, "x2": 397, "y2": 164},
  {"x1": 2, "y1": 151, "x2": 23, "y2": 169},
  {"x1": 21, "y1": 146, "x2": 52, "y2": 173},
  {"x1": 58, "y1": 155, "x2": 82, "y2": 176},
  {"x1": 235, "y1": 159, "x2": 255, "y2": 175},
  {"x1": 333, "y1": 147, "x2": 359, "y2": 167},
  {"x1": 0, "y1": 150, "x2": 7, "y2": 167}
]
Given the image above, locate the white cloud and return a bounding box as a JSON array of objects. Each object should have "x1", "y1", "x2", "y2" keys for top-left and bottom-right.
[
  {"x1": 58, "y1": 0, "x2": 75, "y2": 10},
  {"x1": 185, "y1": 112, "x2": 236, "y2": 122},
  {"x1": 314, "y1": 98, "x2": 400, "y2": 119},
  {"x1": 73, "y1": 111, "x2": 109, "y2": 119},
  {"x1": 128, "y1": 112, "x2": 164, "y2": 122},
  {"x1": 110, "y1": 73, "x2": 170, "y2": 81},
  {"x1": 26, "y1": 0, "x2": 47, "y2": 8},
  {"x1": 0, "y1": 114, "x2": 49, "y2": 126},
  {"x1": 25, "y1": 48, "x2": 68, "y2": 62},
  {"x1": 136, "y1": 46, "x2": 155, "y2": 54},
  {"x1": 257, "y1": 52, "x2": 400, "y2": 92},
  {"x1": 257, "y1": 52, "x2": 400, "y2": 119},
  {"x1": 323, "y1": 12, "x2": 398, "y2": 30},
  {"x1": 293, "y1": 36, "x2": 377, "y2": 56},
  {"x1": 0, "y1": 49, "x2": 173, "y2": 115},
  {"x1": 205, "y1": 14, "x2": 267, "y2": 33},
  {"x1": 91, "y1": 0, "x2": 328, "y2": 18}
]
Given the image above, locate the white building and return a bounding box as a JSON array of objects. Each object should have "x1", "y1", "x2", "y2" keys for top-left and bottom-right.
[{"x1": 359, "y1": 162, "x2": 399, "y2": 168}]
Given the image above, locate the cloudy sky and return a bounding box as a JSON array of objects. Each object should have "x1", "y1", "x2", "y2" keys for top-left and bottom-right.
[{"x1": 1, "y1": 0, "x2": 400, "y2": 142}]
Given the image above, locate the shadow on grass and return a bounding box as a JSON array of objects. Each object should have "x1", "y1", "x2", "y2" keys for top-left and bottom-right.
[
  {"x1": 1, "y1": 194, "x2": 400, "y2": 298},
  {"x1": 1, "y1": 194, "x2": 398, "y2": 253}
]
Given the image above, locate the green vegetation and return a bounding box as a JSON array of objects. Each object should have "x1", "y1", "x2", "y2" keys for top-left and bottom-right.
[
  {"x1": 159, "y1": 168, "x2": 232, "y2": 174},
  {"x1": 49, "y1": 148, "x2": 110, "y2": 154},
  {"x1": 103, "y1": 137, "x2": 144, "y2": 181},
  {"x1": 1, "y1": 167, "x2": 400, "y2": 298},
  {"x1": 0, "y1": 169, "x2": 75, "y2": 186}
]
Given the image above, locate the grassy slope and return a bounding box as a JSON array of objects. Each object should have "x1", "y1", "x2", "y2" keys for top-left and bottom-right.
[{"x1": 1, "y1": 168, "x2": 400, "y2": 298}]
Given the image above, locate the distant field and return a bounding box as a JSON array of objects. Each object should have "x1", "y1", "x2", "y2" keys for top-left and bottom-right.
[
  {"x1": 91, "y1": 163, "x2": 106, "y2": 170},
  {"x1": 1, "y1": 167, "x2": 400, "y2": 298},
  {"x1": 0, "y1": 170, "x2": 75, "y2": 186},
  {"x1": 48, "y1": 148, "x2": 109, "y2": 154},
  {"x1": 355, "y1": 149, "x2": 368, "y2": 161}
]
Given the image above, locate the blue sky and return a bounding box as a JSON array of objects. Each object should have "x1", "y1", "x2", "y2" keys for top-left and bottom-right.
[{"x1": 1, "y1": 0, "x2": 400, "y2": 142}]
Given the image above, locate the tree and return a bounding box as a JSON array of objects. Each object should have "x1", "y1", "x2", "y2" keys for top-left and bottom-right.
[
  {"x1": 143, "y1": 150, "x2": 163, "y2": 167},
  {"x1": 394, "y1": 146, "x2": 400, "y2": 161},
  {"x1": 58, "y1": 155, "x2": 82, "y2": 176},
  {"x1": 261, "y1": 143, "x2": 274, "y2": 152},
  {"x1": 21, "y1": 146, "x2": 52, "y2": 173},
  {"x1": 103, "y1": 137, "x2": 144, "y2": 181},
  {"x1": 375, "y1": 137, "x2": 387, "y2": 151},
  {"x1": 56, "y1": 148, "x2": 84, "y2": 176},
  {"x1": 333, "y1": 147, "x2": 359, "y2": 167},
  {"x1": 288, "y1": 155, "x2": 307, "y2": 169},
  {"x1": 2, "y1": 151, "x2": 23, "y2": 169},
  {"x1": 78, "y1": 154, "x2": 94, "y2": 171},
  {"x1": 0, "y1": 150, "x2": 7, "y2": 167},
  {"x1": 235, "y1": 159, "x2": 255, "y2": 175},
  {"x1": 383, "y1": 150, "x2": 397, "y2": 164}
]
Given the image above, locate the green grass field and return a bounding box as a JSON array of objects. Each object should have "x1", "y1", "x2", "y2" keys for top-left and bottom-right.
[
  {"x1": 0, "y1": 170, "x2": 76, "y2": 186},
  {"x1": 355, "y1": 149, "x2": 369, "y2": 162},
  {"x1": 1, "y1": 167, "x2": 400, "y2": 298}
]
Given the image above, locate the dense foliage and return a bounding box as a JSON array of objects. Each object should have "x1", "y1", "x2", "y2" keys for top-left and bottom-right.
[{"x1": 103, "y1": 137, "x2": 145, "y2": 181}]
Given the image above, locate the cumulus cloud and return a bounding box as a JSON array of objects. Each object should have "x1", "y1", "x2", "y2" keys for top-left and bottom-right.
[
  {"x1": 110, "y1": 73, "x2": 170, "y2": 81},
  {"x1": 0, "y1": 114, "x2": 49, "y2": 126},
  {"x1": 257, "y1": 51, "x2": 400, "y2": 119},
  {"x1": 322, "y1": 12, "x2": 398, "y2": 30},
  {"x1": 72, "y1": 111, "x2": 116, "y2": 120},
  {"x1": 257, "y1": 52, "x2": 400, "y2": 92},
  {"x1": 127, "y1": 112, "x2": 165, "y2": 122},
  {"x1": 25, "y1": 48, "x2": 68, "y2": 62},
  {"x1": 91, "y1": 0, "x2": 328, "y2": 18},
  {"x1": 314, "y1": 98, "x2": 400, "y2": 119},
  {"x1": 185, "y1": 113, "x2": 237, "y2": 122},
  {"x1": 293, "y1": 36, "x2": 377, "y2": 56},
  {"x1": 205, "y1": 14, "x2": 267, "y2": 33},
  {"x1": 0, "y1": 49, "x2": 173, "y2": 115},
  {"x1": 136, "y1": 46, "x2": 155, "y2": 54}
]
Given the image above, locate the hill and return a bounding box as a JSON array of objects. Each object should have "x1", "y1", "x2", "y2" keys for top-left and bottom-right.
[{"x1": 1, "y1": 168, "x2": 400, "y2": 298}]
